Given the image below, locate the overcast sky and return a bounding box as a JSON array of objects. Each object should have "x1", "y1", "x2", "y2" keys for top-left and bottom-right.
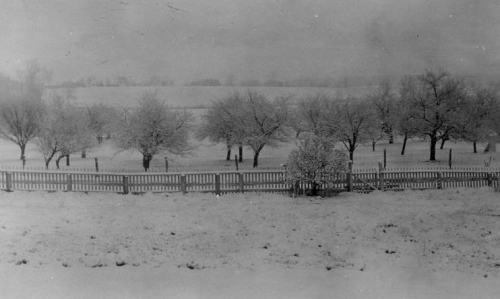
[{"x1": 1, "y1": 0, "x2": 499, "y2": 83}]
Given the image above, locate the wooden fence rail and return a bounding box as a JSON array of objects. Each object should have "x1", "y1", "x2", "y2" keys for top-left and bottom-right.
[{"x1": 0, "y1": 169, "x2": 499, "y2": 194}]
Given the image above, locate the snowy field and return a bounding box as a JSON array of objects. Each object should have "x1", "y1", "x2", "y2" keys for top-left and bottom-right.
[
  {"x1": 1, "y1": 188, "x2": 500, "y2": 298},
  {"x1": 1, "y1": 137, "x2": 499, "y2": 172}
]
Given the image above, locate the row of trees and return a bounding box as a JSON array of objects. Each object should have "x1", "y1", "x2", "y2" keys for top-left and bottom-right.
[
  {"x1": 1, "y1": 65, "x2": 500, "y2": 171},
  {"x1": 0, "y1": 63, "x2": 194, "y2": 170},
  {"x1": 199, "y1": 69, "x2": 500, "y2": 164}
]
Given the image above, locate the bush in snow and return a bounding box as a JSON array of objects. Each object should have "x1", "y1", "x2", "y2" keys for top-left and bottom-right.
[{"x1": 286, "y1": 133, "x2": 348, "y2": 196}]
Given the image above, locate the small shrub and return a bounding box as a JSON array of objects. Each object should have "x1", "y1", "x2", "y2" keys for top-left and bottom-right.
[{"x1": 286, "y1": 133, "x2": 348, "y2": 196}]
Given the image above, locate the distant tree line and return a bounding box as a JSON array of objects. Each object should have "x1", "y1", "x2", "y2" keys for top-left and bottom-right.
[
  {"x1": 1, "y1": 64, "x2": 500, "y2": 171},
  {"x1": 52, "y1": 75, "x2": 175, "y2": 89},
  {"x1": 51, "y1": 74, "x2": 406, "y2": 89}
]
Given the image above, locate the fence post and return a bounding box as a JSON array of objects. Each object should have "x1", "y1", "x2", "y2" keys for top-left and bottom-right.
[
  {"x1": 239, "y1": 173, "x2": 244, "y2": 193},
  {"x1": 383, "y1": 149, "x2": 387, "y2": 169},
  {"x1": 6, "y1": 172, "x2": 12, "y2": 192},
  {"x1": 449, "y1": 149, "x2": 452, "y2": 169},
  {"x1": 437, "y1": 172, "x2": 442, "y2": 189},
  {"x1": 487, "y1": 172, "x2": 492, "y2": 187},
  {"x1": 347, "y1": 161, "x2": 353, "y2": 192},
  {"x1": 180, "y1": 174, "x2": 187, "y2": 194},
  {"x1": 123, "y1": 176, "x2": 129, "y2": 194},
  {"x1": 378, "y1": 162, "x2": 384, "y2": 191},
  {"x1": 215, "y1": 173, "x2": 221, "y2": 195},
  {"x1": 66, "y1": 174, "x2": 72, "y2": 191}
]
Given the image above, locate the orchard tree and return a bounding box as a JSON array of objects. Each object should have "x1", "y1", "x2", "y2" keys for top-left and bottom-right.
[
  {"x1": 486, "y1": 93, "x2": 500, "y2": 136},
  {"x1": 286, "y1": 133, "x2": 347, "y2": 196},
  {"x1": 404, "y1": 69, "x2": 467, "y2": 161},
  {"x1": 238, "y1": 91, "x2": 292, "y2": 167},
  {"x1": 196, "y1": 92, "x2": 245, "y2": 161},
  {"x1": 0, "y1": 61, "x2": 49, "y2": 160},
  {"x1": 86, "y1": 102, "x2": 118, "y2": 143},
  {"x1": 369, "y1": 81, "x2": 397, "y2": 144},
  {"x1": 329, "y1": 97, "x2": 377, "y2": 161},
  {"x1": 455, "y1": 86, "x2": 497, "y2": 153},
  {"x1": 478, "y1": 86, "x2": 500, "y2": 151},
  {"x1": 396, "y1": 75, "x2": 420, "y2": 155},
  {"x1": 114, "y1": 91, "x2": 194, "y2": 171},
  {"x1": 0, "y1": 96, "x2": 45, "y2": 160},
  {"x1": 35, "y1": 98, "x2": 93, "y2": 169},
  {"x1": 294, "y1": 93, "x2": 335, "y2": 138}
]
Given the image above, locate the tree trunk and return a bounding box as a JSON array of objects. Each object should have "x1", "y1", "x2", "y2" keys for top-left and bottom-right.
[
  {"x1": 44, "y1": 151, "x2": 57, "y2": 169},
  {"x1": 372, "y1": 141, "x2": 376, "y2": 152},
  {"x1": 239, "y1": 145, "x2": 243, "y2": 163},
  {"x1": 349, "y1": 149, "x2": 354, "y2": 162},
  {"x1": 440, "y1": 137, "x2": 447, "y2": 149},
  {"x1": 55, "y1": 155, "x2": 64, "y2": 169},
  {"x1": 20, "y1": 143, "x2": 26, "y2": 160},
  {"x1": 401, "y1": 133, "x2": 408, "y2": 155},
  {"x1": 66, "y1": 154, "x2": 70, "y2": 166},
  {"x1": 473, "y1": 142, "x2": 477, "y2": 153},
  {"x1": 252, "y1": 147, "x2": 263, "y2": 168},
  {"x1": 389, "y1": 132, "x2": 394, "y2": 144},
  {"x1": 309, "y1": 181, "x2": 319, "y2": 196},
  {"x1": 143, "y1": 153, "x2": 153, "y2": 172},
  {"x1": 226, "y1": 146, "x2": 232, "y2": 161},
  {"x1": 429, "y1": 135, "x2": 438, "y2": 161}
]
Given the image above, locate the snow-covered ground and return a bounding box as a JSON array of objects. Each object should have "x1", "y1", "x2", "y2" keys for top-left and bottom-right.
[{"x1": 1, "y1": 188, "x2": 500, "y2": 298}]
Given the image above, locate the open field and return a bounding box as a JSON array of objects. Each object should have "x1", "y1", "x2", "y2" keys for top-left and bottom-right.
[
  {"x1": 1, "y1": 188, "x2": 500, "y2": 298},
  {"x1": 1, "y1": 135, "x2": 499, "y2": 173},
  {"x1": 63, "y1": 85, "x2": 379, "y2": 108}
]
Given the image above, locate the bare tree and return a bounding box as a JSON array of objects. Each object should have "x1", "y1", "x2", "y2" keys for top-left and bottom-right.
[
  {"x1": 196, "y1": 92, "x2": 245, "y2": 161},
  {"x1": 0, "y1": 96, "x2": 45, "y2": 160},
  {"x1": 86, "y1": 103, "x2": 118, "y2": 143},
  {"x1": 455, "y1": 86, "x2": 498, "y2": 153},
  {"x1": 485, "y1": 91, "x2": 500, "y2": 138},
  {"x1": 404, "y1": 69, "x2": 467, "y2": 161},
  {"x1": 329, "y1": 97, "x2": 377, "y2": 161},
  {"x1": 0, "y1": 61, "x2": 49, "y2": 160},
  {"x1": 114, "y1": 91, "x2": 194, "y2": 171},
  {"x1": 35, "y1": 98, "x2": 93, "y2": 169},
  {"x1": 294, "y1": 93, "x2": 335, "y2": 138},
  {"x1": 238, "y1": 91, "x2": 292, "y2": 167},
  {"x1": 397, "y1": 75, "x2": 420, "y2": 155},
  {"x1": 369, "y1": 81, "x2": 398, "y2": 144}
]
